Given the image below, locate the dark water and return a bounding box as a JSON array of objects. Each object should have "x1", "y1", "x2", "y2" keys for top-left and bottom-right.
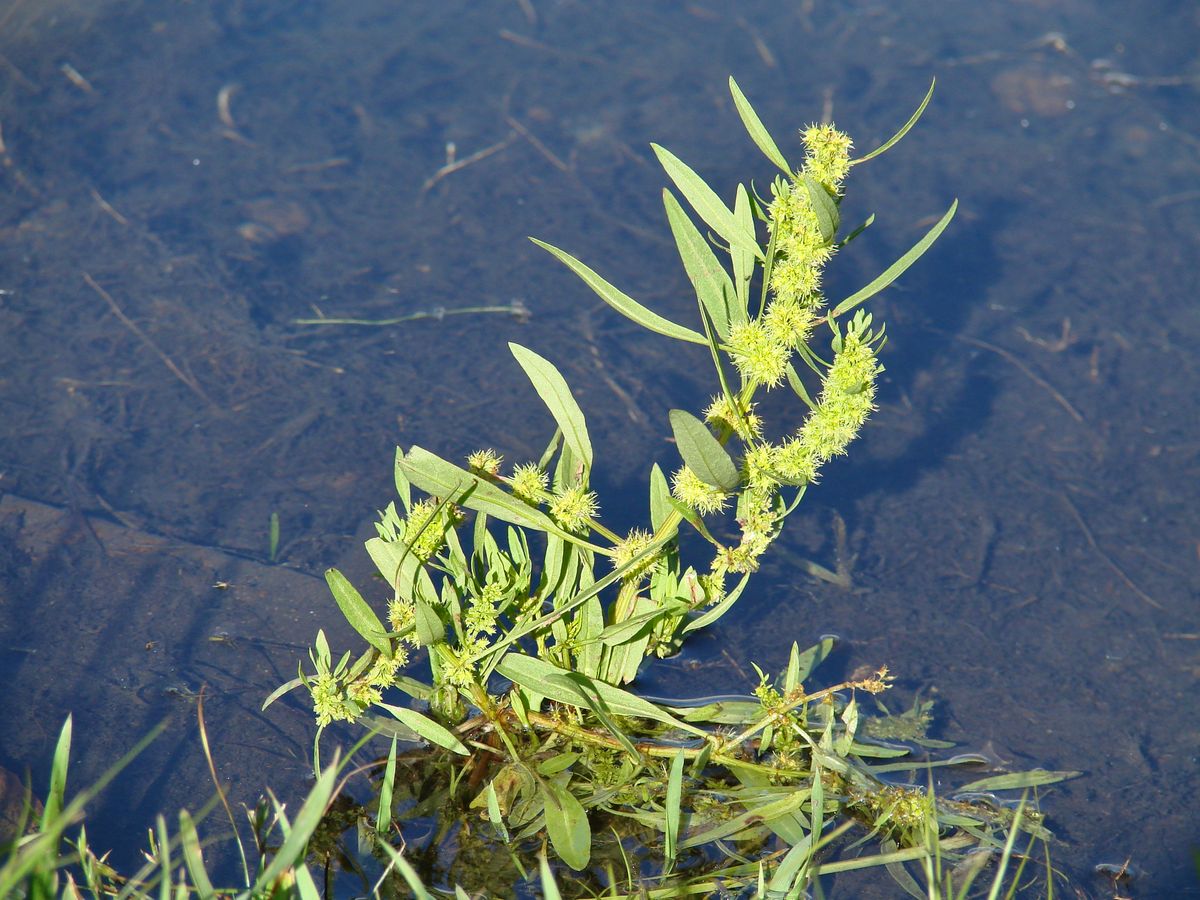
[{"x1": 1, "y1": 0, "x2": 1197, "y2": 895}]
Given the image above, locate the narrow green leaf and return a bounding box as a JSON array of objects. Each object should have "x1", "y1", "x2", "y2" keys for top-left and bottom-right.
[
  {"x1": 539, "y1": 852, "x2": 564, "y2": 900},
  {"x1": 682, "y1": 573, "x2": 750, "y2": 633},
  {"x1": 496, "y1": 654, "x2": 705, "y2": 736},
  {"x1": 663, "y1": 189, "x2": 737, "y2": 340},
  {"x1": 803, "y1": 173, "x2": 839, "y2": 243},
  {"x1": 541, "y1": 780, "x2": 591, "y2": 871},
  {"x1": 729, "y1": 76, "x2": 791, "y2": 175},
  {"x1": 262, "y1": 676, "x2": 305, "y2": 711},
  {"x1": 400, "y1": 446, "x2": 591, "y2": 549},
  {"x1": 413, "y1": 595, "x2": 444, "y2": 647},
  {"x1": 531, "y1": 238, "x2": 707, "y2": 345},
  {"x1": 179, "y1": 810, "x2": 216, "y2": 898},
  {"x1": 393, "y1": 447, "x2": 412, "y2": 513},
  {"x1": 549, "y1": 674, "x2": 641, "y2": 759},
  {"x1": 785, "y1": 363, "x2": 818, "y2": 411},
  {"x1": 765, "y1": 832, "x2": 815, "y2": 895},
  {"x1": 485, "y1": 781, "x2": 510, "y2": 843},
  {"x1": 377, "y1": 843, "x2": 435, "y2": 900},
  {"x1": 510, "y1": 343, "x2": 592, "y2": 472},
  {"x1": 853, "y1": 78, "x2": 936, "y2": 166},
  {"x1": 377, "y1": 703, "x2": 469, "y2": 755},
  {"x1": 669, "y1": 409, "x2": 739, "y2": 491},
  {"x1": 792, "y1": 635, "x2": 836, "y2": 684},
  {"x1": 268, "y1": 511, "x2": 281, "y2": 562},
  {"x1": 731, "y1": 184, "x2": 754, "y2": 316},
  {"x1": 664, "y1": 749, "x2": 685, "y2": 869},
  {"x1": 649, "y1": 463, "x2": 672, "y2": 532},
  {"x1": 252, "y1": 757, "x2": 339, "y2": 892},
  {"x1": 830, "y1": 199, "x2": 957, "y2": 319},
  {"x1": 956, "y1": 769, "x2": 1081, "y2": 793},
  {"x1": 376, "y1": 736, "x2": 397, "y2": 833},
  {"x1": 678, "y1": 790, "x2": 808, "y2": 849},
  {"x1": 42, "y1": 715, "x2": 71, "y2": 830},
  {"x1": 325, "y1": 568, "x2": 390, "y2": 655},
  {"x1": 592, "y1": 601, "x2": 686, "y2": 647},
  {"x1": 651, "y1": 144, "x2": 763, "y2": 260}
]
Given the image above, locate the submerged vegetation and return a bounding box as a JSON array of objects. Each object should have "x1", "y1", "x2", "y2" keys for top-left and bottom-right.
[{"x1": 3, "y1": 79, "x2": 1077, "y2": 897}]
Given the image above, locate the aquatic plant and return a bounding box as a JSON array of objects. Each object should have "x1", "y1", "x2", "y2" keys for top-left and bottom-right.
[
  {"x1": 2, "y1": 78, "x2": 1076, "y2": 899},
  {"x1": 257, "y1": 77, "x2": 1076, "y2": 896}
]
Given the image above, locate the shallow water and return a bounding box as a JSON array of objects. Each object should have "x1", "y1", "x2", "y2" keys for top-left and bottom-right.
[{"x1": 1, "y1": 0, "x2": 1198, "y2": 895}]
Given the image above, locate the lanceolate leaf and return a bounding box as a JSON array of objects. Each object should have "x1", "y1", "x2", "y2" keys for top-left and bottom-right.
[
  {"x1": 803, "y1": 173, "x2": 840, "y2": 243},
  {"x1": 541, "y1": 779, "x2": 591, "y2": 871},
  {"x1": 651, "y1": 144, "x2": 763, "y2": 261},
  {"x1": 669, "y1": 409, "x2": 739, "y2": 491},
  {"x1": 731, "y1": 185, "x2": 754, "y2": 315},
  {"x1": 852, "y1": 78, "x2": 936, "y2": 166},
  {"x1": 663, "y1": 189, "x2": 737, "y2": 340},
  {"x1": 531, "y1": 238, "x2": 707, "y2": 345},
  {"x1": 728, "y1": 76, "x2": 791, "y2": 175},
  {"x1": 496, "y1": 654, "x2": 705, "y2": 736},
  {"x1": 325, "y1": 568, "x2": 390, "y2": 655},
  {"x1": 399, "y1": 446, "x2": 586, "y2": 546},
  {"x1": 956, "y1": 769, "x2": 1081, "y2": 793},
  {"x1": 510, "y1": 343, "x2": 593, "y2": 472},
  {"x1": 377, "y1": 703, "x2": 469, "y2": 755},
  {"x1": 830, "y1": 199, "x2": 957, "y2": 319},
  {"x1": 649, "y1": 462, "x2": 672, "y2": 532}
]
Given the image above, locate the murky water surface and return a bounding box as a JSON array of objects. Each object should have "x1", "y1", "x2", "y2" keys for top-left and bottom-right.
[{"x1": 1, "y1": 0, "x2": 1198, "y2": 895}]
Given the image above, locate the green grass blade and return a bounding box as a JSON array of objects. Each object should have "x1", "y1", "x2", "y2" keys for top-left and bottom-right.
[
  {"x1": 251, "y1": 759, "x2": 339, "y2": 892},
  {"x1": 510, "y1": 343, "x2": 593, "y2": 472},
  {"x1": 376, "y1": 736, "x2": 398, "y2": 833},
  {"x1": 664, "y1": 749, "x2": 685, "y2": 871},
  {"x1": 41, "y1": 714, "x2": 71, "y2": 830},
  {"x1": 324, "y1": 568, "x2": 390, "y2": 655},
  {"x1": 732, "y1": 184, "x2": 755, "y2": 316},
  {"x1": 652, "y1": 143, "x2": 763, "y2": 261},
  {"x1": 853, "y1": 78, "x2": 936, "y2": 166},
  {"x1": 178, "y1": 810, "x2": 215, "y2": 899},
  {"x1": 830, "y1": 199, "x2": 956, "y2": 319},
  {"x1": 377, "y1": 843, "x2": 435, "y2": 900},
  {"x1": 729, "y1": 76, "x2": 791, "y2": 175},
  {"x1": 532, "y1": 238, "x2": 707, "y2": 345}
]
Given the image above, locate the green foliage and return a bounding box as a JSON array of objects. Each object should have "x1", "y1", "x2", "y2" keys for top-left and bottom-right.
[
  {"x1": 251, "y1": 75, "x2": 1083, "y2": 897},
  {"x1": 0, "y1": 75, "x2": 1084, "y2": 900}
]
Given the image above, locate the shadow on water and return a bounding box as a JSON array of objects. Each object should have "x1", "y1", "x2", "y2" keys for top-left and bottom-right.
[{"x1": 1, "y1": 0, "x2": 1199, "y2": 895}]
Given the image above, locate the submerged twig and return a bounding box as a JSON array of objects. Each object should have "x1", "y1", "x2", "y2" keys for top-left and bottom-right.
[{"x1": 293, "y1": 300, "x2": 530, "y2": 328}]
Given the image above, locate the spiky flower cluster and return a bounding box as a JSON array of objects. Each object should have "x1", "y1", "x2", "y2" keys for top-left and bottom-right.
[
  {"x1": 704, "y1": 394, "x2": 762, "y2": 441},
  {"x1": 509, "y1": 462, "x2": 549, "y2": 503},
  {"x1": 612, "y1": 527, "x2": 661, "y2": 583},
  {"x1": 467, "y1": 448, "x2": 503, "y2": 476},
  {"x1": 549, "y1": 483, "x2": 599, "y2": 533},
  {"x1": 671, "y1": 465, "x2": 730, "y2": 515},
  {"x1": 401, "y1": 498, "x2": 454, "y2": 561}
]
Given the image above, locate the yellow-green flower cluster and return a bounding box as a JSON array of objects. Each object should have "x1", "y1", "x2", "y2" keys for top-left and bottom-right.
[
  {"x1": 765, "y1": 124, "x2": 852, "y2": 311},
  {"x1": 401, "y1": 498, "x2": 453, "y2": 561},
  {"x1": 671, "y1": 465, "x2": 730, "y2": 516},
  {"x1": 795, "y1": 319, "x2": 880, "y2": 465},
  {"x1": 704, "y1": 394, "x2": 762, "y2": 441},
  {"x1": 466, "y1": 448, "x2": 503, "y2": 476},
  {"x1": 549, "y1": 483, "x2": 598, "y2": 533},
  {"x1": 768, "y1": 183, "x2": 832, "y2": 304},
  {"x1": 802, "y1": 123, "x2": 853, "y2": 194},
  {"x1": 464, "y1": 581, "x2": 504, "y2": 636},
  {"x1": 726, "y1": 320, "x2": 789, "y2": 387},
  {"x1": 612, "y1": 527, "x2": 660, "y2": 583},
  {"x1": 310, "y1": 671, "x2": 358, "y2": 727},
  {"x1": 509, "y1": 462, "x2": 549, "y2": 503}
]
